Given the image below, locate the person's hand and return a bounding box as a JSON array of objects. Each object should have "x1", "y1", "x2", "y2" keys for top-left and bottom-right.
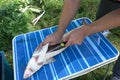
[
  {"x1": 63, "y1": 26, "x2": 88, "y2": 47},
  {"x1": 41, "y1": 32, "x2": 63, "y2": 46}
]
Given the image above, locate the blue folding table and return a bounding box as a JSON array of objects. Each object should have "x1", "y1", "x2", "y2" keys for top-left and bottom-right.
[{"x1": 12, "y1": 18, "x2": 119, "y2": 80}]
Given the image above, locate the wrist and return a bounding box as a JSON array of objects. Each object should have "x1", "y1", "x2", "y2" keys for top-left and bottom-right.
[
  {"x1": 82, "y1": 25, "x2": 96, "y2": 37},
  {"x1": 55, "y1": 27, "x2": 66, "y2": 36},
  {"x1": 54, "y1": 30, "x2": 64, "y2": 38}
]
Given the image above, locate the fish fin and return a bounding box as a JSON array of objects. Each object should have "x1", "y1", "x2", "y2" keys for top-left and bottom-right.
[{"x1": 44, "y1": 58, "x2": 56, "y2": 64}]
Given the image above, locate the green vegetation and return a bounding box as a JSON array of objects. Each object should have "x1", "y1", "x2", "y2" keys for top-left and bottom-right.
[
  {"x1": 0, "y1": 0, "x2": 34, "y2": 51},
  {"x1": 0, "y1": 0, "x2": 120, "y2": 80}
]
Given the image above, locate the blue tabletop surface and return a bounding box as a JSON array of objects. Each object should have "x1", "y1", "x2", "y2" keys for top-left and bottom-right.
[{"x1": 12, "y1": 18, "x2": 119, "y2": 80}]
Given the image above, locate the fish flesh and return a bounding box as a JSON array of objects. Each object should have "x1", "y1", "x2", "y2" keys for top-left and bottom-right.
[{"x1": 23, "y1": 18, "x2": 87, "y2": 79}]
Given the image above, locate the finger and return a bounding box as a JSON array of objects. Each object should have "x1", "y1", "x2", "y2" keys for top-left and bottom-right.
[
  {"x1": 76, "y1": 39, "x2": 83, "y2": 45},
  {"x1": 76, "y1": 41, "x2": 82, "y2": 45},
  {"x1": 65, "y1": 40, "x2": 72, "y2": 47},
  {"x1": 59, "y1": 38, "x2": 63, "y2": 43},
  {"x1": 40, "y1": 42, "x2": 43, "y2": 47},
  {"x1": 40, "y1": 41, "x2": 46, "y2": 47},
  {"x1": 50, "y1": 42, "x2": 56, "y2": 46},
  {"x1": 41, "y1": 39, "x2": 49, "y2": 47}
]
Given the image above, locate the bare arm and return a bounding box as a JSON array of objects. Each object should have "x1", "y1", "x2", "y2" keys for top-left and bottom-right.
[
  {"x1": 41, "y1": 0, "x2": 81, "y2": 46},
  {"x1": 86, "y1": 8, "x2": 120, "y2": 36},
  {"x1": 64, "y1": 8, "x2": 120, "y2": 46},
  {"x1": 56, "y1": 0, "x2": 81, "y2": 36}
]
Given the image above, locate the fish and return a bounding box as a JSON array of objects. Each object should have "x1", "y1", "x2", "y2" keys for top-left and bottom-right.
[
  {"x1": 23, "y1": 18, "x2": 87, "y2": 79},
  {"x1": 23, "y1": 42, "x2": 67, "y2": 79}
]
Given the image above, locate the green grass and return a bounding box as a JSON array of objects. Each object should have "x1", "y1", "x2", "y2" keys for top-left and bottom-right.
[
  {"x1": 2, "y1": 0, "x2": 120, "y2": 80},
  {"x1": 37, "y1": 0, "x2": 100, "y2": 29}
]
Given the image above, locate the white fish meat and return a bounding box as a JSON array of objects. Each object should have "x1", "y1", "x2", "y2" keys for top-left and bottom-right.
[{"x1": 23, "y1": 18, "x2": 87, "y2": 79}]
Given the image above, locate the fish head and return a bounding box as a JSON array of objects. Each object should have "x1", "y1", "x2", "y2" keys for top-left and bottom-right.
[
  {"x1": 23, "y1": 68, "x2": 34, "y2": 79},
  {"x1": 23, "y1": 56, "x2": 43, "y2": 79},
  {"x1": 23, "y1": 43, "x2": 49, "y2": 79}
]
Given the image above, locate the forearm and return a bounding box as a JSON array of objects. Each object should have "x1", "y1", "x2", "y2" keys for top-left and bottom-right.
[
  {"x1": 85, "y1": 8, "x2": 120, "y2": 36},
  {"x1": 56, "y1": 0, "x2": 81, "y2": 35}
]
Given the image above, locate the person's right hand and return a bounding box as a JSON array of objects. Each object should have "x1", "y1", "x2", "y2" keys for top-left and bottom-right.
[{"x1": 41, "y1": 32, "x2": 63, "y2": 46}]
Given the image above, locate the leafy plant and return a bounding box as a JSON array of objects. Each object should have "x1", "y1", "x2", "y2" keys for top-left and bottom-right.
[
  {"x1": 28, "y1": 0, "x2": 45, "y2": 9},
  {"x1": 0, "y1": 0, "x2": 35, "y2": 51},
  {"x1": 36, "y1": 0, "x2": 63, "y2": 28}
]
